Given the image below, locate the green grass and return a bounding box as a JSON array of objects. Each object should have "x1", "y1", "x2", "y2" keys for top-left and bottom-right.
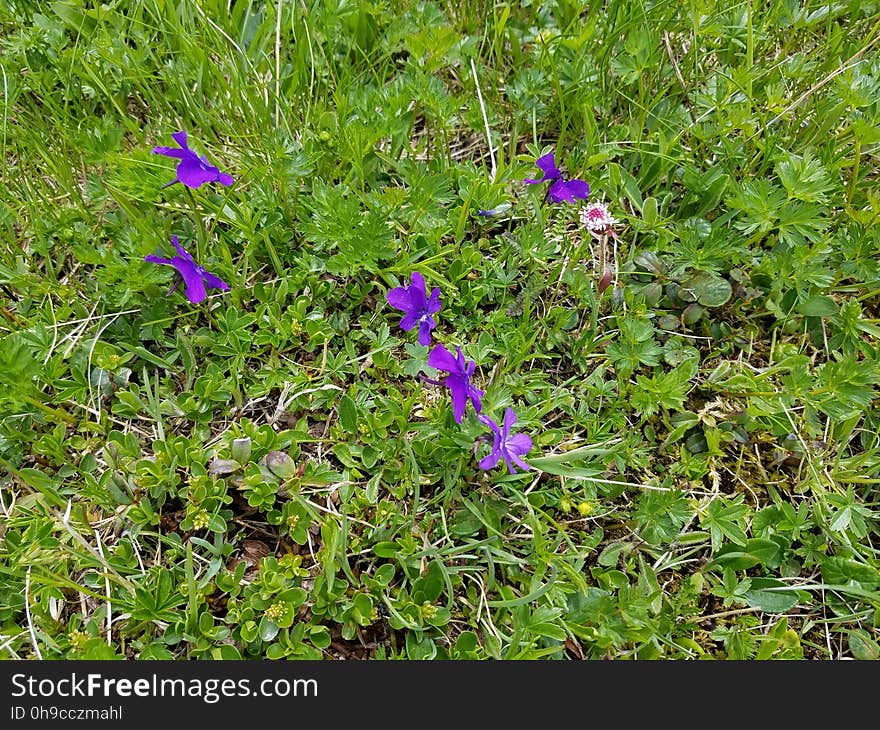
[{"x1": 2, "y1": 0, "x2": 880, "y2": 660}]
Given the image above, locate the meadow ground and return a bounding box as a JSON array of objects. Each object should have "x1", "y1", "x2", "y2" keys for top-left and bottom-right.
[{"x1": 1, "y1": 0, "x2": 880, "y2": 660}]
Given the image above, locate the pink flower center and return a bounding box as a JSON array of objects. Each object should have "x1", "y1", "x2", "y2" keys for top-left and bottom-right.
[{"x1": 580, "y1": 203, "x2": 615, "y2": 231}]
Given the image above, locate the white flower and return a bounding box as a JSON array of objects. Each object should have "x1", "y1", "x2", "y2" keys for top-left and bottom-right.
[{"x1": 579, "y1": 202, "x2": 617, "y2": 233}]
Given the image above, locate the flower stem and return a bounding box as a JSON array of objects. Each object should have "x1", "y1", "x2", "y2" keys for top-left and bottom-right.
[{"x1": 185, "y1": 188, "x2": 208, "y2": 260}]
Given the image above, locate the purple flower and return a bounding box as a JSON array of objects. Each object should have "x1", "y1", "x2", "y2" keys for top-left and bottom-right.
[
  {"x1": 427, "y1": 344, "x2": 484, "y2": 423},
  {"x1": 476, "y1": 408, "x2": 533, "y2": 475},
  {"x1": 524, "y1": 151, "x2": 589, "y2": 204},
  {"x1": 152, "y1": 131, "x2": 234, "y2": 190},
  {"x1": 144, "y1": 235, "x2": 230, "y2": 304},
  {"x1": 386, "y1": 271, "x2": 442, "y2": 346}
]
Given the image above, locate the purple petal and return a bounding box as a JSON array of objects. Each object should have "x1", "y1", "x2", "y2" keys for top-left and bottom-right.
[
  {"x1": 409, "y1": 271, "x2": 425, "y2": 287},
  {"x1": 408, "y1": 271, "x2": 427, "y2": 303},
  {"x1": 502, "y1": 407, "x2": 517, "y2": 440},
  {"x1": 548, "y1": 178, "x2": 590, "y2": 203},
  {"x1": 447, "y1": 377, "x2": 469, "y2": 423},
  {"x1": 478, "y1": 446, "x2": 502, "y2": 471},
  {"x1": 525, "y1": 152, "x2": 561, "y2": 184},
  {"x1": 202, "y1": 271, "x2": 230, "y2": 292},
  {"x1": 534, "y1": 152, "x2": 560, "y2": 177},
  {"x1": 507, "y1": 449, "x2": 532, "y2": 473},
  {"x1": 506, "y1": 433, "x2": 532, "y2": 456},
  {"x1": 428, "y1": 344, "x2": 458, "y2": 373},
  {"x1": 170, "y1": 235, "x2": 190, "y2": 259},
  {"x1": 399, "y1": 312, "x2": 419, "y2": 331},
  {"x1": 217, "y1": 172, "x2": 234, "y2": 186},
  {"x1": 176, "y1": 260, "x2": 208, "y2": 303},
  {"x1": 478, "y1": 414, "x2": 501, "y2": 438},
  {"x1": 469, "y1": 386, "x2": 484, "y2": 414},
  {"x1": 566, "y1": 179, "x2": 590, "y2": 199},
  {"x1": 144, "y1": 254, "x2": 174, "y2": 265},
  {"x1": 426, "y1": 287, "x2": 442, "y2": 315},
  {"x1": 501, "y1": 451, "x2": 528, "y2": 475},
  {"x1": 152, "y1": 145, "x2": 187, "y2": 159},
  {"x1": 386, "y1": 286, "x2": 413, "y2": 312},
  {"x1": 171, "y1": 131, "x2": 190, "y2": 150},
  {"x1": 176, "y1": 157, "x2": 223, "y2": 189},
  {"x1": 417, "y1": 317, "x2": 434, "y2": 346}
]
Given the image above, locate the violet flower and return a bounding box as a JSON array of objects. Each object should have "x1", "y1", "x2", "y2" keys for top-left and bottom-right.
[
  {"x1": 153, "y1": 131, "x2": 234, "y2": 189},
  {"x1": 524, "y1": 151, "x2": 589, "y2": 204},
  {"x1": 144, "y1": 235, "x2": 229, "y2": 304},
  {"x1": 476, "y1": 408, "x2": 533, "y2": 474},
  {"x1": 427, "y1": 344, "x2": 484, "y2": 423},
  {"x1": 386, "y1": 271, "x2": 441, "y2": 346}
]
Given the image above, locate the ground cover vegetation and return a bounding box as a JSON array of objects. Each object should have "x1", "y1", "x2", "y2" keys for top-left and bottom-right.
[{"x1": 1, "y1": 0, "x2": 880, "y2": 660}]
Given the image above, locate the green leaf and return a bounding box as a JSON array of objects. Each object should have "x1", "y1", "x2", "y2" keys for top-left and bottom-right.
[
  {"x1": 338, "y1": 394, "x2": 358, "y2": 434},
  {"x1": 709, "y1": 539, "x2": 783, "y2": 570},
  {"x1": 797, "y1": 295, "x2": 838, "y2": 317},
  {"x1": 743, "y1": 578, "x2": 799, "y2": 613},
  {"x1": 412, "y1": 560, "x2": 445, "y2": 603},
  {"x1": 309, "y1": 626, "x2": 332, "y2": 649},
  {"x1": 365, "y1": 473, "x2": 380, "y2": 503},
  {"x1": 372, "y1": 541, "x2": 398, "y2": 558},
  {"x1": 320, "y1": 520, "x2": 340, "y2": 593},
  {"x1": 18, "y1": 468, "x2": 66, "y2": 508},
  {"x1": 847, "y1": 629, "x2": 880, "y2": 661},
  {"x1": 597, "y1": 542, "x2": 630, "y2": 567},
  {"x1": 701, "y1": 497, "x2": 750, "y2": 551},
  {"x1": 405, "y1": 632, "x2": 436, "y2": 660},
  {"x1": 455, "y1": 631, "x2": 479, "y2": 653},
  {"x1": 682, "y1": 271, "x2": 732, "y2": 307},
  {"x1": 0, "y1": 334, "x2": 40, "y2": 387},
  {"x1": 630, "y1": 359, "x2": 698, "y2": 417},
  {"x1": 51, "y1": 1, "x2": 98, "y2": 34},
  {"x1": 821, "y1": 558, "x2": 880, "y2": 590},
  {"x1": 259, "y1": 616, "x2": 279, "y2": 642},
  {"x1": 126, "y1": 345, "x2": 177, "y2": 370}
]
